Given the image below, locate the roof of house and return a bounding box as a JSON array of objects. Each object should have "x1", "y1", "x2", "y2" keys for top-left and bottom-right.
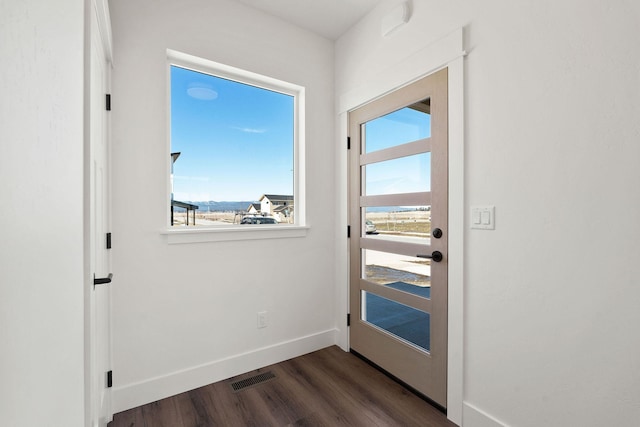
[
  {"x1": 171, "y1": 200, "x2": 198, "y2": 210},
  {"x1": 247, "y1": 203, "x2": 261, "y2": 211},
  {"x1": 260, "y1": 194, "x2": 294, "y2": 202}
]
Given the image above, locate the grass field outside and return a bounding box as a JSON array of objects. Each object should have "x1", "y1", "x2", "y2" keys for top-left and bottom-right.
[{"x1": 367, "y1": 210, "x2": 432, "y2": 237}]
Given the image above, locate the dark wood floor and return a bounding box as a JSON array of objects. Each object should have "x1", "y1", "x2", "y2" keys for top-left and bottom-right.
[{"x1": 109, "y1": 346, "x2": 457, "y2": 427}]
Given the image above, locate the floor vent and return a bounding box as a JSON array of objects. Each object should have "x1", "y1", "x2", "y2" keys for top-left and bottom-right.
[{"x1": 230, "y1": 371, "x2": 276, "y2": 392}]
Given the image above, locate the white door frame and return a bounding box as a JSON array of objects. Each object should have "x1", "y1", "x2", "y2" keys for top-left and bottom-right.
[
  {"x1": 85, "y1": 0, "x2": 114, "y2": 425},
  {"x1": 335, "y1": 28, "x2": 465, "y2": 425}
]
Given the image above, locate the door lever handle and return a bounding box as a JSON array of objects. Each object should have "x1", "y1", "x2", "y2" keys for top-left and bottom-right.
[
  {"x1": 94, "y1": 273, "x2": 113, "y2": 287},
  {"x1": 417, "y1": 251, "x2": 443, "y2": 262}
]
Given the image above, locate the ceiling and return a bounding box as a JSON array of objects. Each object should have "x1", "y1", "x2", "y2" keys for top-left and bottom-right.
[{"x1": 235, "y1": 0, "x2": 385, "y2": 40}]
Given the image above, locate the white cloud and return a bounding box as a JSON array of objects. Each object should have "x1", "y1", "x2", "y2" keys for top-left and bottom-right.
[{"x1": 233, "y1": 126, "x2": 267, "y2": 134}]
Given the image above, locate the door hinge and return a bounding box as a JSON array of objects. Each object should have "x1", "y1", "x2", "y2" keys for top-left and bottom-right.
[
  {"x1": 347, "y1": 225, "x2": 351, "y2": 238},
  {"x1": 347, "y1": 313, "x2": 351, "y2": 326},
  {"x1": 347, "y1": 136, "x2": 351, "y2": 150},
  {"x1": 106, "y1": 370, "x2": 113, "y2": 388},
  {"x1": 106, "y1": 94, "x2": 111, "y2": 111},
  {"x1": 106, "y1": 232, "x2": 112, "y2": 249}
]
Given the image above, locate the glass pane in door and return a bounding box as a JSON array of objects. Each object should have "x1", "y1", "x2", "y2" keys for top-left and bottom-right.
[
  {"x1": 363, "y1": 249, "x2": 431, "y2": 290},
  {"x1": 364, "y1": 206, "x2": 432, "y2": 240},
  {"x1": 364, "y1": 99, "x2": 431, "y2": 153},
  {"x1": 364, "y1": 153, "x2": 431, "y2": 196},
  {"x1": 362, "y1": 291, "x2": 431, "y2": 351}
]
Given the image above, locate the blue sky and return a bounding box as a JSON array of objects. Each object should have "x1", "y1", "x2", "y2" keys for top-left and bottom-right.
[
  {"x1": 171, "y1": 65, "x2": 431, "y2": 203},
  {"x1": 364, "y1": 107, "x2": 431, "y2": 197},
  {"x1": 171, "y1": 65, "x2": 294, "y2": 201}
]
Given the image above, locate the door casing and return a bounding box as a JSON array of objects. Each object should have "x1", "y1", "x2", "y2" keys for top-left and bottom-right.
[
  {"x1": 336, "y1": 28, "x2": 465, "y2": 424},
  {"x1": 87, "y1": 1, "x2": 113, "y2": 425}
]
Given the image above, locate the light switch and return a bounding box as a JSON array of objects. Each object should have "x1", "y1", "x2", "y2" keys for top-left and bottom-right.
[
  {"x1": 481, "y1": 211, "x2": 490, "y2": 225},
  {"x1": 472, "y1": 210, "x2": 481, "y2": 225},
  {"x1": 471, "y1": 206, "x2": 495, "y2": 230}
]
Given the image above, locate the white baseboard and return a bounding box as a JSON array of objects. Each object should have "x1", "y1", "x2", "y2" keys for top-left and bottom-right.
[
  {"x1": 463, "y1": 402, "x2": 508, "y2": 427},
  {"x1": 112, "y1": 329, "x2": 337, "y2": 413}
]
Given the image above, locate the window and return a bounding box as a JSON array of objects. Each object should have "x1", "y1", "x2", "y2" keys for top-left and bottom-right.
[{"x1": 167, "y1": 50, "x2": 305, "y2": 236}]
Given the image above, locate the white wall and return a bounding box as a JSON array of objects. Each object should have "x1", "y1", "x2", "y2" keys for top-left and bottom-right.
[
  {"x1": 337, "y1": 1, "x2": 640, "y2": 426},
  {"x1": 0, "y1": 1, "x2": 86, "y2": 426},
  {"x1": 109, "y1": 0, "x2": 336, "y2": 411}
]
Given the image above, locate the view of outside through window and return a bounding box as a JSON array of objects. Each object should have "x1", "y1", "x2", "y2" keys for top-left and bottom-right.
[
  {"x1": 170, "y1": 64, "x2": 295, "y2": 226},
  {"x1": 363, "y1": 102, "x2": 432, "y2": 239},
  {"x1": 360, "y1": 101, "x2": 434, "y2": 351}
]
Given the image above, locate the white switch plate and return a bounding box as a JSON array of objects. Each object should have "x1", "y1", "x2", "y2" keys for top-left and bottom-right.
[
  {"x1": 257, "y1": 311, "x2": 268, "y2": 329},
  {"x1": 471, "y1": 206, "x2": 495, "y2": 230}
]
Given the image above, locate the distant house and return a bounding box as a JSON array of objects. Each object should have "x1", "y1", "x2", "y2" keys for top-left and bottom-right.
[
  {"x1": 247, "y1": 203, "x2": 261, "y2": 215},
  {"x1": 259, "y1": 194, "x2": 294, "y2": 223}
]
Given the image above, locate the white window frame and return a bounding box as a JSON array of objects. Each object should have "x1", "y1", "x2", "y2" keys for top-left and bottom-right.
[{"x1": 162, "y1": 49, "x2": 307, "y2": 244}]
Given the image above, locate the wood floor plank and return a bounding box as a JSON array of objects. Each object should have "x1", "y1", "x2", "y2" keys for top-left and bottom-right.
[
  {"x1": 268, "y1": 362, "x2": 352, "y2": 426},
  {"x1": 175, "y1": 388, "x2": 217, "y2": 427},
  {"x1": 110, "y1": 406, "x2": 146, "y2": 427},
  {"x1": 307, "y1": 347, "x2": 450, "y2": 426},
  {"x1": 251, "y1": 372, "x2": 310, "y2": 425},
  {"x1": 109, "y1": 346, "x2": 457, "y2": 427},
  {"x1": 206, "y1": 380, "x2": 263, "y2": 426},
  {"x1": 298, "y1": 349, "x2": 423, "y2": 426},
  {"x1": 281, "y1": 357, "x2": 379, "y2": 426},
  {"x1": 140, "y1": 397, "x2": 184, "y2": 427},
  {"x1": 203, "y1": 380, "x2": 248, "y2": 425}
]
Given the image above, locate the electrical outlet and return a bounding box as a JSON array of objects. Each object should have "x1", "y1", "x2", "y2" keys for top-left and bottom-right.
[{"x1": 257, "y1": 311, "x2": 268, "y2": 329}]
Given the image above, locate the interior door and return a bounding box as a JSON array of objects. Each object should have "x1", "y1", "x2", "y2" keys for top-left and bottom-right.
[
  {"x1": 89, "y1": 4, "x2": 112, "y2": 426},
  {"x1": 349, "y1": 69, "x2": 448, "y2": 408}
]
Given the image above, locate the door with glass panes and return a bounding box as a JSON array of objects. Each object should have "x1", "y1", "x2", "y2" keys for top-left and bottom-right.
[{"x1": 349, "y1": 68, "x2": 448, "y2": 407}]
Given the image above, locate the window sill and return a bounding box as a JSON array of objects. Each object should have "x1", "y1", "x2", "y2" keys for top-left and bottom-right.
[{"x1": 161, "y1": 225, "x2": 309, "y2": 244}]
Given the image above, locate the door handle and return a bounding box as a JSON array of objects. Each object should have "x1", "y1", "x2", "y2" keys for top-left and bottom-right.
[
  {"x1": 94, "y1": 273, "x2": 113, "y2": 287},
  {"x1": 417, "y1": 251, "x2": 443, "y2": 262}
]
